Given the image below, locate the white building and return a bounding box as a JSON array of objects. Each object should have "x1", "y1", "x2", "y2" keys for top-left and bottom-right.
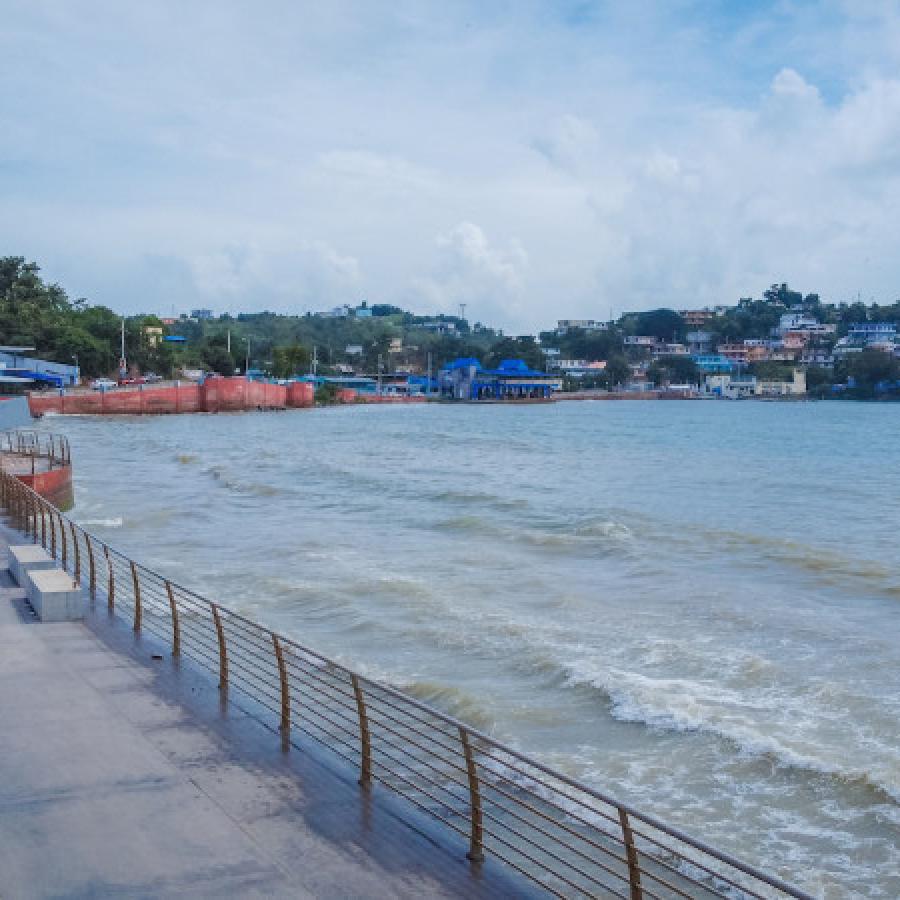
[{"x1": 555, "y1": 319, "x2": 609, "y2": 335}]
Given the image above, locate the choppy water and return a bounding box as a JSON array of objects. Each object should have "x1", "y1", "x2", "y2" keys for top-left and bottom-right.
[{"x1": 41, "y1": 401, "x2": 900, "y2": 897}]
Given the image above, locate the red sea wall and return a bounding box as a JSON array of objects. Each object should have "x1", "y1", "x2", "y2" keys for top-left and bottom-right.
[
  {"x1": 28, "y1": 378, "x2": 318, "y2": 417},
  {"x1": 17, "y1": 464, "x2": 74, "y2": 510}
]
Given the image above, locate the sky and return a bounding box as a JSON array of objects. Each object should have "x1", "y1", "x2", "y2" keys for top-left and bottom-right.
[{"x1": 2, "y1": 1, "x2": 900, "y2": 332}]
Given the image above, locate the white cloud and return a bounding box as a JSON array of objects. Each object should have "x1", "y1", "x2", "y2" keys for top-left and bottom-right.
[
  {"x1": 3, "y1": 2, "x2": 900, "y2": 331},
  {"x1": 413, "y1": 223, "x2": 529, "y2": 325}
]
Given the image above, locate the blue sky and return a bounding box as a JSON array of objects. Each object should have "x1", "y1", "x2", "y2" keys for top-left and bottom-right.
[{"x1": 2, "y1": 1, "x2": 900, "y2": 330}]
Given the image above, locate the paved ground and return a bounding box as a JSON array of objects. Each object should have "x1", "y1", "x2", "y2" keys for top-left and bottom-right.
[
  {"x1": 0, "y1": 522, "x2": 539, "y2": 899},
  {"x1": 0, "y1": 451, "x2": 56, "y2": 476}
]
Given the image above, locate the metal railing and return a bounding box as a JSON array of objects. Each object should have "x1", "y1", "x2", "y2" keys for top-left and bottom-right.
[
  {"x1": 0, "y1": 430, "x2": 70, "y2": 471},
  {"x1": 0, "y1": 457, "x2": 813, "y2": 900}
]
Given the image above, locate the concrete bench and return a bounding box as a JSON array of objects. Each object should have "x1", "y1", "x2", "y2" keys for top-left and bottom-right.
[
  {"x1": 8, "y1": 545, "x2": 56, "y2": 588},
  {"x1": 26, "y1": 568, "x2": 83, "y2": 622}
]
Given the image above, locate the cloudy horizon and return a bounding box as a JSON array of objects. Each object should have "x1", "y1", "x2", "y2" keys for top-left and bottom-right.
[{"x1": 3, "y1": 1, "x2": 900, "y2": 331}]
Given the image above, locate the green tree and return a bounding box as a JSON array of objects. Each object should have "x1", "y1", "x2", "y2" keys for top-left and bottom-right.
[
  {"x1": 604, "y1": 355, "x2": 630, "y2": 388},
  {"x1": 846, "y1": 349, "x2": 899, "y2": 397},
  {"x1": 634, "y1": 309, "x2": 685, "y2": 341},
  {"x1": 484, "y1": 336, "x2": 544, "y2": 370}
]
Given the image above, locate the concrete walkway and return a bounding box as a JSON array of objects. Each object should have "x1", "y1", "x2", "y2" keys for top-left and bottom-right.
[{"x1": 0, "y1": 524, "x2": 538, "y2": 899}]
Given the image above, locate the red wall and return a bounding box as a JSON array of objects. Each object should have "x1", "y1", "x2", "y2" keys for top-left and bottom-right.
[
  {"x1": 27, "y1": 378, "x2": 424, "y2": 417},
  {"x1": 28, "y1": 378, "x2": 306, "y2": 417},
  {"x1": 18, "y1": 464, "x2": 74, "y2": 510}
]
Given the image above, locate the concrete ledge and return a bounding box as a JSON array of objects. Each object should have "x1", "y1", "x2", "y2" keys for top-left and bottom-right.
[
  {"x1": 8, "y1": 545, "x2": 56, "y2": 588},
  {"x1": 26, "y1": 569, "x2": 83, "y2": 622}
]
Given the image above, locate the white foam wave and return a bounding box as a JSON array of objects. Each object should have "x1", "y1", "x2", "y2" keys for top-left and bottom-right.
[
  {"x1": 561, "y1": 659, "x2": 900, "y2": 803},
  {"x1": 77, "y1": 517, "x2": 124, "y2": 528}
]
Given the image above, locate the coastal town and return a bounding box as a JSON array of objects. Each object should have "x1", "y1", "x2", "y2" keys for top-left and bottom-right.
[{"x1": 2, "y1": 258, "x2": 899, "y2": 405}]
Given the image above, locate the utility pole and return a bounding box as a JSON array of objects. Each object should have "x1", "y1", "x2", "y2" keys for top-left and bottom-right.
[
  {"x1": 377, "y1": 353, "x2": 383, "y2": 395},
  {"x1": 427, "y1": 351, "x2": 432, "y2": 397},
  {"x1": 118, "y1": 318, "x2": 127, "y2": 380},
  {"x1": 227, "y1": 329, "x2": 231, "y2": 354},
  {"x1": 245, "y1": 337, "x2": 250, "y2": 376},
  {"x1": 312, "y1": 345, "x2": 318, "y2": 377}
]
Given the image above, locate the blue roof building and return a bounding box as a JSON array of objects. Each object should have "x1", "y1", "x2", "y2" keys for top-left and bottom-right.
[{"x1": 440, "y1": 358, "x2": 561, "y2": 401}]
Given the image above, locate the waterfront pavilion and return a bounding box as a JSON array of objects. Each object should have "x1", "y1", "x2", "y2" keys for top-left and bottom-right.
[{"x1": 440, "y1": 358, "x2": 561, "y2": 400}]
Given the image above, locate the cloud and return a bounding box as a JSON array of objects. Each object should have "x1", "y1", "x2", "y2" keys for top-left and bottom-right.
[
  {"x1": 413, "y1": 223, "x2": 529, "y2": 325},
  {"x1": 3, "y1": 1, "x2": 900, "y2": 331},
  {"x1": 187, "y1": 242, "x2": 361, "y2": 312}
]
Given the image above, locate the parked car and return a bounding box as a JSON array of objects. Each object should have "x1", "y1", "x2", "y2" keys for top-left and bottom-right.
[
  {"x1": 144, "y1": 372, "x2": 163, "y2": 383},
  {"x1": 118, "y1": 376, "x2": 147, "y2": 386},
  {"x1": 90, "y1": 378, "x2": 117, "y2": 391}
]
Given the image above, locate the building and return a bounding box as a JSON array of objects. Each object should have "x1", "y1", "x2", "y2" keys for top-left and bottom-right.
[
  {"x1": 388, "y1": 337, "x2": 403, "y2": 354},
  {"x1": 354, "y1": 306, "x2": 373, "y2": 318},
  {"x1": 679, "y1": 309, "x2": 715, "y2": 327},
  {"x1": 0, "y1": 347, "x2": 80, "y2": 387},
  {"x1": 693, "y1": 354, "x2": 734, "y2": 374},
  {"x1": 704, "y1": 374, "x2": 758, "y2": 399},
  {"x1": 848, "y1": 322, "x2": 896, "y2": 340},
  {"x1": 833, "y1": 322, "x2": 898, "y2": 358},
  {"x1": 652, "y1": 342, "x2": 689, "y2": 358},
  {"x1": 414, "y1": 320, "x2": 457, "y2": 334},
  {"x1": 143, "y1": 326, "x2": 164, "y2": 348},
  {"x1": 686, "y1": 331, "x2": 714, "y2": 353},
  {"x1": 345, "y1": 344, "x2": 364, "y2": 356},
  {"x1": 624, "y1": 335, "x2": 657, "y2": 348},
  {"x1": 555, "y1": 319, "x2": 608, "y2": 335},
  {"x1": 316, "y1": 305, "x2": 351, "y2": 318},
  {"x1": 440, "y1": 358, "x2": 561, "y2": 400},
  {"x1": 800, "y1": 349, "x2": 834, "y2": 367},
  {"x1": 551, "y1": 359, "x2": 607, "y2": 377},
  {"x1": 191, "y1": 309, "x2": 213, "y2": 320},
  {"x1": 718, "y1": 343, "x2": 749, "y2": 364},
  {"x1": 756, "y1": 369, "x2": 806, "y2": 396}
]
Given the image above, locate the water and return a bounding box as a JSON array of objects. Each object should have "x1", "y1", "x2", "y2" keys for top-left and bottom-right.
[{"x1": 41, "y1": 401, "x2": 900, "y2": 897}]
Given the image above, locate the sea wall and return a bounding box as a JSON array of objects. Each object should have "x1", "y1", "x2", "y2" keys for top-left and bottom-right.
[
  {"x1": 16, "y1": 464, "x2": 74, "y2": 510},
  {"x1": 28, "y1": 378, "x2": 316, "y2": 417}
]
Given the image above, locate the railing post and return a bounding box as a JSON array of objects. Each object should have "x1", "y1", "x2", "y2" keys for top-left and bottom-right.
[
  {"x1": 40, "y1": 498, "x2": 47, "y2": 549},
  {"x1": 272, "y1": 634, "x2": 290, "y2": 734},
  {"x1": 70, "y1": 521, "x2": 81, "y2": 582},
  {"x1": 104, "y1": 545, "x2": 115, "y2": 610},
  {"x1": 29, "y1": 493, "x2": 38, "y2": 543},
  {"x1": 85, "y1": 532, "x2": 96, "y2": 599},
  {"x1": 50, "y1": 506, "x2": 57, "y2": 558},
  {"x1": 350, "y1": 674, "x2": 372, "y2": 787},
  {"x1": 618, "y1": 807, "x2": 643, "y2": 900},
  {"x1": 58, "y1": 512, "x2": 68, "y2": 571},
  {"x1": 165, "y1": 581, "x2": 180, "y2": 656},
  {"x1": 211, "y1": 603, "x2": 228, "y2": 690},
  {"x1": 459, "y1": 726, "x2": 485, "y2": 862},
  {"x1": 130, "y1": 561, "x2": 142, "y2": 631}
]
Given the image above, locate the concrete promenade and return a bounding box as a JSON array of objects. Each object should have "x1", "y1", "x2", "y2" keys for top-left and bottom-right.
[{"x1": 0, "y1": 523, "x2": 537, "y2": 899}]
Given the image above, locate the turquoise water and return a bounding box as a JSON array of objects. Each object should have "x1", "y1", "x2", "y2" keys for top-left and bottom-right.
[{"x1": 43, "y1": 401, "x2": 900, "y2": 897}]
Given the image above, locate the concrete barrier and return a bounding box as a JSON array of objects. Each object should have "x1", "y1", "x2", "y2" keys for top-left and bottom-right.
[
  {"x1": 26, "y1": 568, "x2": 83, "y2": 621},
  {"x1": 8, "y1": 544, "x2": 57, "y2": 587}
]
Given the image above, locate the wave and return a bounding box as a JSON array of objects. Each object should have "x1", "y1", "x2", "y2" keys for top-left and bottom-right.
[
  {"x1": 202, "y1": 464, "x2": 288, "y2": 497},
  {"x1": 435, "y1": 513, "x2": 634, "y2": 556},
  {"x1": 395, "y1": 679, "x2": 495, "y2": 732},
  {"x1": 672, "y1": 525, "x2": 900, "y2": 600},
  {"x1": 559, "y1": 659, "x2": 900, "y2": 804},
  {"x1": 76, "y1": 516, "x2": 124, "y2": 528},
  {"x1": 430, "y1": 488, "x2": 530, "y2": 512}
]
